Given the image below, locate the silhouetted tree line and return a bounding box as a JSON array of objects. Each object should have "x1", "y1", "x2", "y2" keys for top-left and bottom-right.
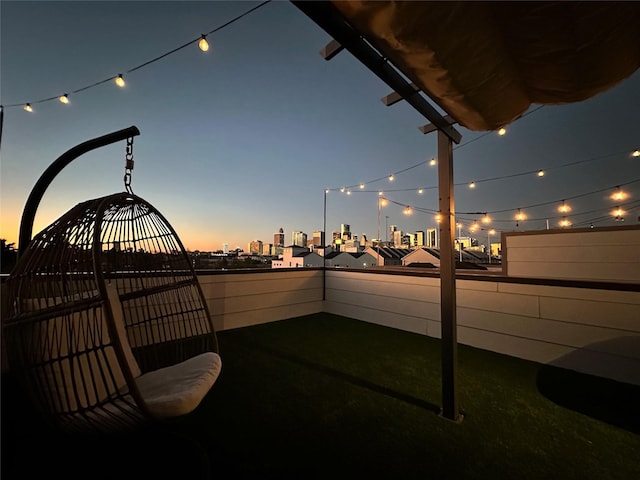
[{"x1": 1, "y1": 239, "x2": 18, "y2": 274}]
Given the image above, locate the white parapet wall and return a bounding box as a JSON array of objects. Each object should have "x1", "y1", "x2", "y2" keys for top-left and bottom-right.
[
  {"x1": 197, "y1": 268, "x2": 324, "y2": 331},
  {"x1": 502, "y1": 225, "x2": 640, "y2": 283},
  {"x1": 324, "y1": 269, "x2": 640, "y2": 385}
]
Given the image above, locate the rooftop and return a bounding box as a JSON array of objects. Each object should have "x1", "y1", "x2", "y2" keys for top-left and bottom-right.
[{"x1": 3, "y1": 313, "x2": 638, "y2": 479}]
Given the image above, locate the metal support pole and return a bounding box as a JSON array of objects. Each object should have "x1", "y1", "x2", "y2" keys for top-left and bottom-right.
[
  {"x1": 323, "y1": 188, "x2": 327, "y2": 300},
  {"x1": 437, "y1": 129, "x2": 462, "y2": 422},
  {"x1": 18, "y1": 126, "x2": 141, "y2": 257}
]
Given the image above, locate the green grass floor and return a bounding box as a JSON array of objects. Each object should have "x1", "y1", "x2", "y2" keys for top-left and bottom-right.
[{"x1": 2, "y1": 313, "x2": 639, "y2": 479}]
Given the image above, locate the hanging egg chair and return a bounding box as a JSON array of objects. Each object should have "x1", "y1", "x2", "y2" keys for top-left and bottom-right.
[{"x1": 3, "y1": 127, "x2": 221, "y2": 433}]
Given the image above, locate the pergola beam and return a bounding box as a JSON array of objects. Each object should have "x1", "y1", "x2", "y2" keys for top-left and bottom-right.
[{"x1": 292, "y1": 1, "x2": 461, "y2": 144}]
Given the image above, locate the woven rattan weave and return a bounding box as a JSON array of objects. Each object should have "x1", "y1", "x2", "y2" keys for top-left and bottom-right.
[{"x1": 4, "y1": 192, "x2": 220, "y2": 433}]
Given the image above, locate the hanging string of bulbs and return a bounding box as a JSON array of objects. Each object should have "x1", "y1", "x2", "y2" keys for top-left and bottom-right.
[
  {"x1": 0, "y1": 1, "x2": 271, "y2": 113},
  {"x1": 373, "y1": 177, "x2": 640, "y2": 234}
]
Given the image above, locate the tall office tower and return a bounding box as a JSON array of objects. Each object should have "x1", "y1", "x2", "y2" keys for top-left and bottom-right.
[
  {"x1": 393, "y1": 229, "x2": 403, "y2": 247},
  {"x1": 312, "y1": 230, "x2": 325, "y2": 246},
  {"x1": 427, "y1": 228, "x2": 438, "y2": 248},
  {"x1": 292, "y1": 231, "x2": 307, "y2": 247},
  {"x1": 408, "y1": 233, "x2": 417, "y2": 247},
  {"x1": 340, "y1": 224, "x2": 351, "y2": 240},
  {"x1": 274, "y1": 227, "x2": 285, "y2": 247},
  {"x1": 389, "y1": 225, "x2": 397, "y2": 244},
  {"x1": 223, "y1": 243, "x2": 229, "y2": 254},
  {"x1": 248, "y1": 240, "x2": 263, "y2": 255},
  {"x1": 415, "y1": 230, "x2": 426, "y2": 247},
  {"x1": 262, "y1": 243, "x2": 272, "y2": 255}
]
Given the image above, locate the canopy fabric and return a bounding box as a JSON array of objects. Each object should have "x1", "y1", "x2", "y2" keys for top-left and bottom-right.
[{"x1": 330, "y1": 1, "x2": 640, "y2": 131}]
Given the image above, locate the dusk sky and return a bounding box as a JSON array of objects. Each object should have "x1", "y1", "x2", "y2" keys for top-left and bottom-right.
[{"x1": 2, "y1": 1, "x2": 639, "y2": 252}]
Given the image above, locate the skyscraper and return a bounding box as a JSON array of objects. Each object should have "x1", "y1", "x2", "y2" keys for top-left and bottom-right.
[
  {"x1": 292, "y1": 231, "x2": 307, "y2": 247},
  {"x1": 274, "y1": 227, "x2": 284, "y2": 247}
]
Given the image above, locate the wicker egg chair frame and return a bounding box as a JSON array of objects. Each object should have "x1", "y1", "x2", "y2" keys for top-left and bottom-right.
[{"x1": 3, "y1": 128, "x2": 221, "y2": 433}]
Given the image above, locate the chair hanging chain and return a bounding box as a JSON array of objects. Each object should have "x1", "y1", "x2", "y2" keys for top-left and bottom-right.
[{"x1": 124, "y1": 136, "x2": 134, "y2": 194}]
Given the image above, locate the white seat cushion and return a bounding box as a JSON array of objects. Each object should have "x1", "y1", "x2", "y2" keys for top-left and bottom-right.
[{"x1": 135, "y1": 352, "x2": 221, "y2": 418}]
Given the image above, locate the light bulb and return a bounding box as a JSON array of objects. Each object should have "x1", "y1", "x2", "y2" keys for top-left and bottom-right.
[
  {"x1": 379, "y1": 198, "x2": 388, "y2": 207},
  {"x1": 558, "y1": 201, "x2": 571, "y2": 213},
  {"x1": 198, "y1": 35, "x2": 209, "y2": 52},
  {"x1": 403, "y1": 206, "x2": 413, "y2": 215},
  {"x1": 417, "y1": 188, "x2": 423, "y2": 194},
  {"x1": 115, "y1": 74, "x2": 125, "y2": 87},
  {"x1": 59, "y1": 94, "x2": 69, "y2": 104},
  {"x1": 435, "y1": 213, "x2": 442, "y2": 223},
  {"x1": 469, "y1": 181, "x2": 476, "y2": 189},
  {"x1": 515, "y1": 209, "x2": 526, "y2": 221},
  {"x1": 559, "y1": 217, "x2": 571, "y2": 228},
  {"x1": 632, "y1": 150, "x2": 639, "y2": 157},
  {"x1": 378, "y1": 191, "x2": 383, "y2": 196},
  {"x1": 610, "y1": 188, "x2": 627, "y2": 201},
  {"x1": 340, "y1": 187, "x2": 345, "y2": 193},
  {"x1": 24, "y1": 103, "x2": 33, "y2": 112},
  {"x1": 388, "y1": 174, "x2": 394, "y2": 182},
  {"x1": 359, "y1": 183, "x2": 365, "y2": 189},
  {"x1": 482, "y1": 214, "x2": 491, "y2": 224},
  {"x1": 537, "y1": 170, "x2": 545, "y2": 177},
  {"x1": 429, "y1": 158, "x2": 437, "y2": 166},
  {"x1": 498, "y1": 127, "x2": 506, "y2": 136}
]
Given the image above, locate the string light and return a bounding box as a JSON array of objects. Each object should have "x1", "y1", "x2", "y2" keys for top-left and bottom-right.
[
  {"x1": 558, "y1": 200, "x2": 571, "y2": 213},
  {"x1": 198, "y1": 35, "x2": 210, "y2": 52},
  {"x1": 429, "y1": 157, "x2": 437, "y2": 166},
  {"x1": 340, "y1": 187, "x2": 345, "y2": 193},
  {"x1": 498, "y1": 127, "x2": 506, "y2": 136},
  {"x1": 388, "y1": 174, "x2": 394, "y2": 182},
  {"x1": 346, "y1": 190, "x2": 352, "y2": 195},
  {"x1": 378, "y1": 191, "x2": 383, "y2": 196},
  {"x1": 632, "y1": 149, "x2": 639, "y2": 157},
  {"x1": 481, "y1": 214, "x2": 491, "y2": 224},
  {"x1": 359, "y1": 183, "x2": 365, "y2": 189},
  {"x1": 559, "y1": 217, "x2": 571, "y2": 228},
  {"x1": 417, "y1": 188, "x2": 424, "y2": 194},
  {"x1": 610, "y1": 187, "x2": 627, "y2": 201},
  {"x1": 403, "y1": 206, "x2": 413, "y2": 215},
  {"x1": 469, "y1": 181, "x2": 476, "y2": 189},
  {"x1": 4, "y1": 1, "x2": 272, "y2": 113},
  {"x1": 469, "y1": 221, "x2": 479, "y2": 233},
  {"x1": 378, "y1": 197, "x2": 388, "y2": 207},
  {"x1": 612, "y1": 206, "x2": 624, "y2": 220},
  {"x1": 537, "y1": 170, "x2": 545, "y2": 177},
  {"x1": 435, "y1": 213, "x2": 442, "y2": 223},
  {"x1": 515, "y1": 209, "x2": 526, "y2": 222},
  {"x1": 115, "y1": 74, "x2": 126, "y2": 87},
  {"x1": 59, "y1": 94, "x2": 69, "y2": 104}
]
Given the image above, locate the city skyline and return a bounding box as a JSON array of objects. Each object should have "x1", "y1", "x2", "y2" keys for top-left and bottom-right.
[{"x1": 1, "y1": 1, "x2": 639, "y2": 252}]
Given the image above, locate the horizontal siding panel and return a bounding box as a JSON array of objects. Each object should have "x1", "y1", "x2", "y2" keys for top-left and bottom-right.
[
  {"x1": 540, "y1": 297, "x2": 640, "y2": 332},
  {"x1": 326, "y1": 288, "x2": 440, "y2": 320},
  {"x1": 323, "y1": 301, "x2": 428, "y2": 335},
  {"x1": 457, "y1": 289, "x2": 539, "y2": 317},
  {"x1": 210, "y1": 288, "x2": 322, "y2": 316},
  {"x1": 216, "y1": 301, "x2": 323, "y2": 331},
  {"x1": 458, "y1": 308, "x2": 629, "y2": 349}
]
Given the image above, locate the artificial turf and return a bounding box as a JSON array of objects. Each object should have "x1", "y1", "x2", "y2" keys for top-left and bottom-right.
[{"x1": 2, "y1": 313, "x2": 639, "y2": 479}]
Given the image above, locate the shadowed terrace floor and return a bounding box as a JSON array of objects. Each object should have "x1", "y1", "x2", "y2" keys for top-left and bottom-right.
[{"x1": 2, "y1": 313, "x2": 639, "y2": 479}]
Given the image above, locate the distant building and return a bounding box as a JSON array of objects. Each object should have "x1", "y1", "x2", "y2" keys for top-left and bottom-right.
[
  {"x1": 271, "y1": 245, "x2": 323, "y2": 268},
  {"x1": 274, "y1": 228, "x2": 285, "y2": 247},
  {"x1": 248, "y1": 240, "x2": 263, "y2": 255},
  {"x1": 426, "y1": 228, "x2": 438, "y2": 248},
  {"x1": 324, "y1": 251, "x2": 377, "y2": 268},
  {"x1": 312, "y1": 230, "x2": 325, "y2": 246},
  {"x1": 340, "y1": 224, "x2": 351, "y2": 241},
  {"x1": 364, "y1": 246, "x2": 413, "y2": 266},
  {"x1": 292, "y1": 231, "x2": 307, "y2": 247}
]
